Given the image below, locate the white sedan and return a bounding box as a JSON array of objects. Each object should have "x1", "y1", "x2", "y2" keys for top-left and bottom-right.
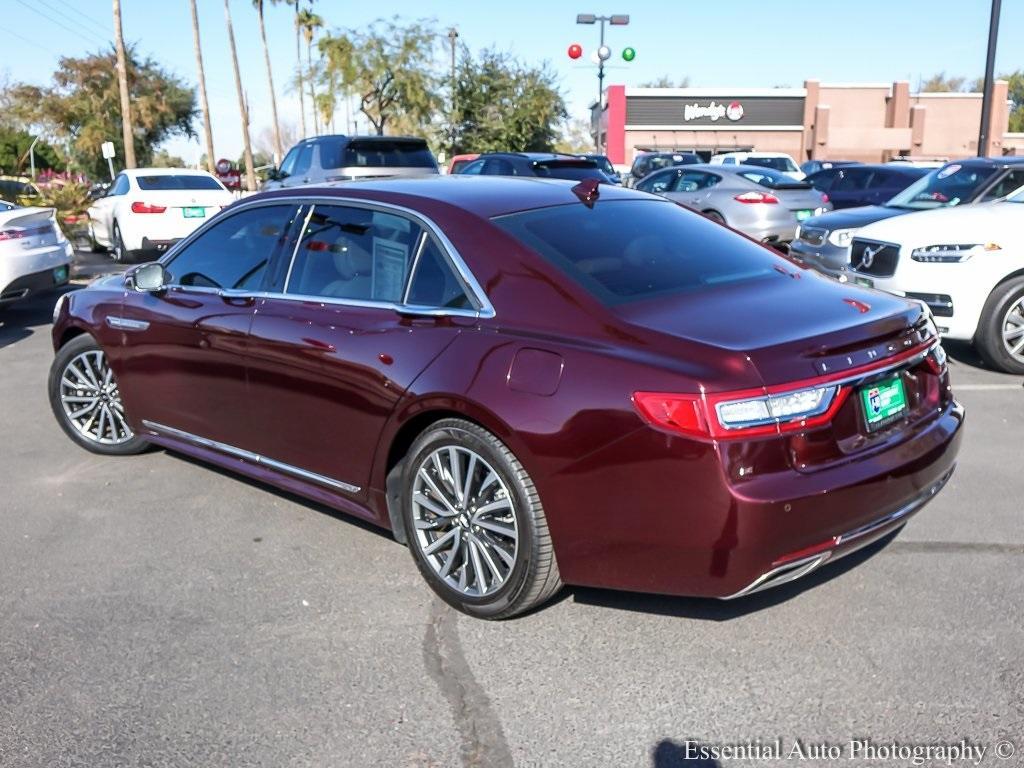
[
  {"x1": 87, "y1": 168, "x2": 233, "y2": 262},
  {"x1": 0, "y1": 205, "x2": 73, "y2": 307},
  {"x1": 847, "y1": 189, "x2": 1024, "y2": 373}
]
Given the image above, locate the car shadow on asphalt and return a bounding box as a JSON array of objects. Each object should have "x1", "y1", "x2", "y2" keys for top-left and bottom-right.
[
  {"x1": 0, "y1": 286, "x2": 76, "y2": 350},
  {"x1": 567, "y1": 529, "x2": 899, "y2": 620},
  {"x1": 651, "y1": 739, "x2": 723, "y2": 767}
]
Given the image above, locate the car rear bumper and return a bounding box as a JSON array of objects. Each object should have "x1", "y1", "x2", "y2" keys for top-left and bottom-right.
[
  {"x1": 545, "y1": 398, "x2": 963, "y2": 599},
  {"x1": 0, "y1": 242, "x2": 72, "y2": 303}
]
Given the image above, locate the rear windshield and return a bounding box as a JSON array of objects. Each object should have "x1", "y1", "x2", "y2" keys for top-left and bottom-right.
[
  {"x1": 648, "y1": 154, "x2": 699, "y2": 172},
  {"x1": 320, "y1": 138, "x2": 437, "y2": 169},
  {"x1": 742, "y1": 156, "x2": 800, "y2": 173},
  {"x1": 136, "y1": 175, "x2": 224, "y2": 191},
  {"x1": 887, "y1": 163, "x2": 997, "y2": 209},
  {"x1": 533, "y1": 161, "x2": 607, "y2": 182},
  {"x1": 739, "y1": 168, "x2": 811, "y2": 189},
  {"x1": 492, "y1": 199, "x2": 782, "y2": 305}
]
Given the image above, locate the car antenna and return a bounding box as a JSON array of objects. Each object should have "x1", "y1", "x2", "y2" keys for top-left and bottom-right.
[{"x1": 571, "y1": 178, "x2": 600, "y2": 207}]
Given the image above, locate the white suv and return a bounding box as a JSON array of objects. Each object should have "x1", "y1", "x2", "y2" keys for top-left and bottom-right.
[
  {"x1": 709, "y1": 152, "x2": 805, "y2": 180},
  {"x1": 847, "y1": 190, "x2": 1024, "y2": 373}
]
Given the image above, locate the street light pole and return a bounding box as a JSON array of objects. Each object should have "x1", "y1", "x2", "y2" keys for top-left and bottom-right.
[
  {"x1": 448, "y1": 27, "x2": 459, "y2": 156},
  {"x1": 977, "y1": 0, "x2": 1002, "y2": 157},
  {"x1": 576, "y1": 13, "x2": 629, "y2": 155}
]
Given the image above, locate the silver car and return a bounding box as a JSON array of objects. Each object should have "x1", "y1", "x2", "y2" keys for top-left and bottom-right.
[
  {"x1": 635, "y1": 164, "x2": 831, "y2": 245},
  {"x1": 263, "y1": 135, "x2": 438, "y2": 190}
]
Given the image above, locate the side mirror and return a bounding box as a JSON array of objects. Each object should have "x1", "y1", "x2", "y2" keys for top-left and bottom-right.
[{"x1": 127, "y1": 262, "x2": 168, "y2": 292}]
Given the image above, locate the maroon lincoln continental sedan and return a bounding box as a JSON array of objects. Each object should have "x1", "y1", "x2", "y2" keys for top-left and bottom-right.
[{"x1": 49, "y1": 176, "x2": 963, "y2": 618}]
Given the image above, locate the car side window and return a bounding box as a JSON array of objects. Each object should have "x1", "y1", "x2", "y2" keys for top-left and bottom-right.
[
  {"x1": 164, "y1": 204, "x2": 296, "y2": 290},
  {"x1": 722, "y1": 157, "x2": 736, "y2": 165},
  {"x1": 638, "y1": 170, "x2": 674, "y2": 194},
  {"x1": 674, "y1": 171, "x2": 715, "y2": 192},
  {"x1": 286, "y1": 205, "x2": 421, "y2": 303},
  {"x1": 406, "y1": 238, "x2": 474, "y2": 310},
  {"x1": 807, "y1": 168, "x2": 838, "y2": 191},
  {"x1": 481, "y1": 158, "x2": 516, "y2": 176},
  {"x1": 110, "y1": 174, "x2": 130, "y2": 196},
  {"x1": 981, "y1": 170, "x2": 1024, "y2": 201},
  {"x1": 278, "y1": 147, "x2": 300, "y2": 178},
  {"x1": 459, "y1": 159, "x2": 485, "y2": 175},
  {"x1": 833, "y1": 169, "x2": 871, "y2": 191},
  {"x1": 292, "y1": 144, "x2": 315, "y2": 177}
]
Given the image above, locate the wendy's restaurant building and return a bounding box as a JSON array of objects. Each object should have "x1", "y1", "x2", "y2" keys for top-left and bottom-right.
[{"x1": 596, "y1": 80, "x2": 1021, "y2": 167}]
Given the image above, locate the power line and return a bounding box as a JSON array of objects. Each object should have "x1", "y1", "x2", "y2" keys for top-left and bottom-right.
[
  {"x1": 0, "y1": 26, "x2": 62, "y2": 59},
  {"x1": 45, "y1": 0, "x2": 112, "y2": 41},
  {"x1": 13, "y1": 0, "x2": 108, "y2": 49}
]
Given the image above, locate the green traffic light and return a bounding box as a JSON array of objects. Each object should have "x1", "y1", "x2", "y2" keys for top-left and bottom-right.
[{"x1": 622, "y1": 47, "x2": 636, "y2": 62}]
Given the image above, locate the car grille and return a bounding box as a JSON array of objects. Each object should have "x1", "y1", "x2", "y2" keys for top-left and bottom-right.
[
  {"x1": 849, "y1": 239, "x2": 899, "y2": 277},
  {"x1": 798, "y1": 226, "x2": 827, "y2": 247}
]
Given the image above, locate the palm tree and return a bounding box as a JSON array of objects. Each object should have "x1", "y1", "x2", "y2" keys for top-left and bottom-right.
[
  {"x1": 223, "y1": 0, "x2": 256, "y2": 191},
  {"x1": 286, "y1": 0, "x2": 307, "y2": 139},
  {"x1": 112, "y1": 0, "x2": 136, "y2": 168},
  {"x1": 297, "y1": 8, "x2": 324, "y2": 136},
  {"x1": 253, "y1": 0, "x2": 284, "y2": 163},
  {"x1": 188, "y1": 0, "x2": 216, "y2": 173}
]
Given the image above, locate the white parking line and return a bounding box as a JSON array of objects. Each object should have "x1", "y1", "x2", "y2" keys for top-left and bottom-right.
[{"x1": 953, "y1": 384, "x2": 1022, "y2": 391}]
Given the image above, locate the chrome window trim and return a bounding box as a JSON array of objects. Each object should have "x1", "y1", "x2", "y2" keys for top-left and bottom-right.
[
  {"x1": 155, "y1": 194, "x2": 495, "y2": 319},
  {"x1": 142, "y1": 420, "x2": 361, "y2": 494},
  {"x1": 401, "y1": 230, "x2": 430, "y2": 305}
]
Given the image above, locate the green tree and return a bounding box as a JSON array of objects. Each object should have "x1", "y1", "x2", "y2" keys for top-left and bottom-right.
[
  {"x1": 149, "y1": 148, "x2": 186, "y2": 167},
  {"x1": 640, "y1": 75, "x2": 691, "y2": 88},
  {"x1": 320, "y1": 17, "x2": 440, "y2": 136},
  {"x1": 451, "y1": 47, "x2": 566, "y2": 153},
  {"x1": 297, "y1": 8, "x2": 324, "y2": 135},
  {"x1": 554, "y1": 118, "x2": 593, "y2": 155},
  {"x1": 8, "y1": 47, "x2": 196, "y2": 180},
  {"x1": 920, "y1": 72, "x2": 969, "y2": 92},
  {"x1": 1002, "y1": 70, "x2": 1024, "y2": 133},
  {"x1": 0, "y1": 127, "x2": 63, "y2": 176}
]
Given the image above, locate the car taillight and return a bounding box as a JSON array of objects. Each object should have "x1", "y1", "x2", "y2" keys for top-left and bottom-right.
[
  {"x1": 821, "y1": 193, "x2": 830, "y2": 204},
  {"x1": 633, "y1": 340, "x2": 937, "y2": 441},
  {"x1": 0, "y1": 223, "x2": 52, "y2": 241},
  {"x1": 131, "y1": 201, "x2": 166, "y2": 214},
  {"x1": 733, "y1": 191, "x2": 779, "y2": 204},
  {"x1": 634, "y1": 385, "x2": 845, "y2": 440}
]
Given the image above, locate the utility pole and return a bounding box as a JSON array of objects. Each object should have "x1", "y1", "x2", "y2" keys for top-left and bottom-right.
[
  {"x1": 188, "y1": 0, "x2": 217, "y2": 174},
  {"x1": 977, "y1": 0, "x2": 1002, "y2": 157},
  {"x1": 223, "y1": 0, "x2": 257, "y2": 191},
  {"x1": 576, "y1": 14, "x2": 629, "y2": 154},
  {"x1": 448, "y1": 27, "x2": 459, "y2": 156},
  {"x1": 112, "y1": 0, "x2": 136, "y2": 168}
]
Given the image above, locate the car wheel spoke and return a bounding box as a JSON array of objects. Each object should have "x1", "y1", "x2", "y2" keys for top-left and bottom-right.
[
  {"x1": 411, "y1": 444, "x2": 519, "y2": 598},
  {"x1": 59, "y1": 349, "x2": 134, "y2": 445}
]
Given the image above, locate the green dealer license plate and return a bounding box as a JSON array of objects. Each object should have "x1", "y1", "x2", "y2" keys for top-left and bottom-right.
[
  {"x1": 182, "y1": 207, "x2": 206, "y2": 218},
  {"x1": 859, "y1": 376, "x2": 907, "y2": 432},
  {"x1": 795, "y1": 209, "x2": 814, "y2": 221}
]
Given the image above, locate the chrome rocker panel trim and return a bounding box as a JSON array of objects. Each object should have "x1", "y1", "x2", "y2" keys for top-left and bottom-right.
[{"x1": 141, "y1": 420, "x2": 361, "y2": 494}]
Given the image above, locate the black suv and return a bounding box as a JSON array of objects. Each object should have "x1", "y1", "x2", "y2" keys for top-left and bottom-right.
[
  {"x1": 627, "y1": 152, "x2": 701, "y2": 187},
  {"x1": 454, "y1": 153, "x2": 615, "y2": 183},
  {"x1": 263, "y1": 135, "x2": 438, "y2": 190}
]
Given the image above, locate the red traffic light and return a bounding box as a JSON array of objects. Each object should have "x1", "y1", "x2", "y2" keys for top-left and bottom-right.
[{"x1": 567, "y1": 43, "x2": 583, "y2": 59}]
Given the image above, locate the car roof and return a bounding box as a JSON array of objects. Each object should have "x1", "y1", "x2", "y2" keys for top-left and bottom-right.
[
  {"x1": 125, "y1": 167, "x2": 217, "y2": 177},
  {"x1": 251, "y1": 175, "x2": 646, "y2": 218},
  {"x1": 294, "y1": 134, "x2": 427, "y2": 144},
  {"x1": 478, "y1": 152, "x2": 585, "y2": 162}
]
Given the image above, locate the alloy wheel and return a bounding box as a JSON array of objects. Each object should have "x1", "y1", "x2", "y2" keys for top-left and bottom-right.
[
  {"x1": 112, "y1": 224, "x2": 124, "y2": 262},
  {"x1": 1001, "y1": 296, "x2": 1024, "y2": 363},
  {"x1": 411, "y1": 446, "x2": 518, "y2": 598},
  {"x1": 58, "y1": 349, "x2": 134, "y2": 445}
]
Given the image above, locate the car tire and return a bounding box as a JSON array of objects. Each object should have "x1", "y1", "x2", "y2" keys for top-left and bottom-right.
[
  {"x1": 975, "y1": 276, "x2": 1024, "y2": 375},
  {"x1": 401, "y1": 418, "x2": 562, "y2": 619},
  {"x1": 48, "y1": 334, "x2": 150, "y2": 456},
  {"x1": 111, "y1": 222, "x2": 130, "y2": 263},
  {"x1": 703, "y1": 209, "x2": 726, "y2": 225}
]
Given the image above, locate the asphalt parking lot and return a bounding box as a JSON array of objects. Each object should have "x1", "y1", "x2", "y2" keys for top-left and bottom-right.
[{"x1": 1, "y1": 250, "x2": 1022, "y2": 768}]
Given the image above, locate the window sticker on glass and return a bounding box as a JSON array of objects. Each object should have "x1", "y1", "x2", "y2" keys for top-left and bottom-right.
[
  {"x1": 937, "y1": 164, "x2": 961, "y2": 179},
  {"x1": 371, "y1": 237, "x2": 409, "y2": 302}
]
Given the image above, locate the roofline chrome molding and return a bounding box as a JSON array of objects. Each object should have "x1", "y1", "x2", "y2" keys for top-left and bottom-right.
[
  {"x1": 142, "y1": 420, "x2": 361, "y2": 494},
  {"x1": 152, "y1": 194, "x2": 496, "y2": 319}
]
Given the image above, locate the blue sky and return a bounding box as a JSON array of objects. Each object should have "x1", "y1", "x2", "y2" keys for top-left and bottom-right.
[{"x1": 2, "y1": 0, "x2": 1021, "y2": 164}]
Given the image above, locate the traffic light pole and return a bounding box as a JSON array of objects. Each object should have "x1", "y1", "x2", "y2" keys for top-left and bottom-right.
[
  {"x1": 977, "y1": 0, "x2": 1001, "y2": 157},
  {"x1": 596, "y1": 19, "x2": 606, "y2": 154}
]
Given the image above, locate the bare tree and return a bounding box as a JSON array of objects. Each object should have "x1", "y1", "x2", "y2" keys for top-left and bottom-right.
[
  {"x1": 223, "y1": 0, "x2": 256, "y2": 190},
  {"x1": 112, "y1": 0, "x2": 136, "y2": 168},
  {"x1": 253, "y1": 0, "x2": 284, "y2": 162},
  {"x1": 188, "y1": 0, "x2": 216, "y2": 173}
]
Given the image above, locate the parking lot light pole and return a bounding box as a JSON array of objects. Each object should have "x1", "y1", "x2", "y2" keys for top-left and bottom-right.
[
  {"x1": 577, "y1": 13, "x2": 629, "y2": 154},
  {"x1": 977, "y1": 0, "x2": 1002, "y2": 157}
]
